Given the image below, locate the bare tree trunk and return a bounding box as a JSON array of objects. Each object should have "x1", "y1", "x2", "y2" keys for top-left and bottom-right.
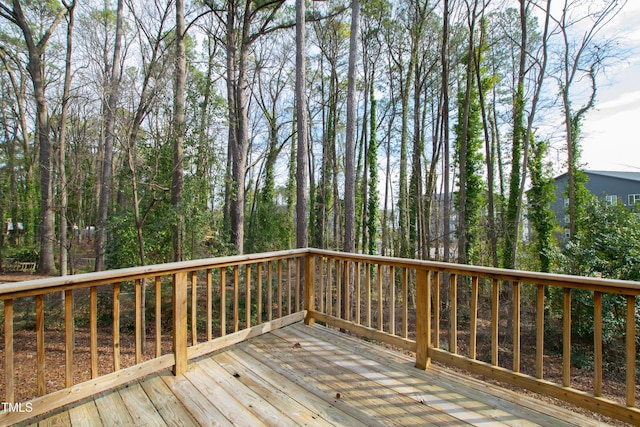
[
  {"x1": 95, "y1": 0, "x2": 125, "y2": 271},
  {"x1": 295, "y1": 0, "x2": 308, "y2": 301},
  {"x1": 172, "y1": 0, "x2": 186, "y2": 261},
  {"x1": 442, "y1": 0, "x2": 451, "y2": 263},
  {"x1": 59, "y1": 0, "x2": 76, "y2": 276}
]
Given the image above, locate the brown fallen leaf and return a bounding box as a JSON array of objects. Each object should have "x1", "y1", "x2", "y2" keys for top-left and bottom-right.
[
  {"x1": 335, "y1": 392, "x2": 341, "y2": 399},
  {"x1": 292, "y1": 342, "x2": 301, "y2": 349}
]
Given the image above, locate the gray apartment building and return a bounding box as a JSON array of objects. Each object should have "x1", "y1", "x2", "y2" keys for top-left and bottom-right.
[{"x1": 553, "y1": 170, "x2": 640, "y2": 238}]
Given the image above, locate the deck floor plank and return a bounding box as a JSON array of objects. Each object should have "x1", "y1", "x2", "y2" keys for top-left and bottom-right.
[
  {"x1": 299, "y1": 323, "x2": 605, "y2": 427},
  {"x1": 118, "y1": 381, "x2": 168, "y2": 427},
  {"x1": 66, "y1": 399, "x2": 102, "y2": 427},
  {"x1": 93, "y1": 389, "x2": 135, "y2": 426},
  {"x1": 182, "y1": 363, "x2": 268, "y2": 427},
  {"x1": 278, "y1": 325, "x2": 515, "y2": 427},
  {"x1": 222, "y1": 348, "x2": 371, "y2": 427},
  {"x1": 10, "y1": 322, "x2": 611, "y2": 427},
  {"x1": 139, "y1": 375, "x2": 199, "y2": 427},
  {"x1": 198, "y1": 357, "x2": 302, "y2": 427},
  {"x1": 36, "y1": 410, "x2": 70, "y2": 427},
  {"x1": 286, "y1": 324, "x2": 532, "y2": 426},
  {"x1": 246, "y1": 331, "x2": 466, "y2": 426},
  {"x1": 159, "y1": 371, "x2": 233, "y2": 427}
]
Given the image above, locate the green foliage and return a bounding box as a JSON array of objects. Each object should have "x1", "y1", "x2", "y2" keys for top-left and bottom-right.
[
  {"x1": 526, "y1": 138, "x2": 557, "y2": 272},
  {"x1": 552, "y1": 200, "x2": 640, "y2": 360},
  {"x1": 558, "y1": 199, "x2": 640, "y2": 281}
]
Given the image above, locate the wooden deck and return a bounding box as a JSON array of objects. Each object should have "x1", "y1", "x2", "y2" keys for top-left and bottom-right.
[{"x1": 18, "y1": 322, "x2": 608, "y2": 427}]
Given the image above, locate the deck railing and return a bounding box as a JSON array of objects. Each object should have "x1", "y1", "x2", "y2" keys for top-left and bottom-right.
[
  {"x1": 0, "y1": 249, "x2": 307, "y2": 424},
  {"x1": 304, "y1": 248, "x2": 640, "y2": 425},
  {"x1": 1, "y1": 248, "x2": 639, "y2": 425}
]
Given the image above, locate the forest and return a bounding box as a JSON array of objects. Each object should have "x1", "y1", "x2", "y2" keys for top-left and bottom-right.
[{"x1": 0, "y1": 0, "x2": 638, "y2": 282}]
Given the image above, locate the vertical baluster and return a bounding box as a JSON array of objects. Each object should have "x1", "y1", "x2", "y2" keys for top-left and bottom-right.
[
  {"x1": 206, "y1": 270, "x2": 212, "y2": 341},
  {"x1": 433, "y1": 272, "x2": 440, "y2": 349},
  {"x1": 233, "y1": 266, "x2": 239, "y2": 332},
  {"x1": 491, "y1": 278, "x2": 499, "y2": 366},
  {"x1": 296, "y1": 257, "x2": 301, "y2": 311},
  {"x1": 318, "y1": 257, "x2": 324, "y2": 314},
  {"x1": 536, "y1": 284, "x2": 545, "y2": 379},
  {"x1": 220, "y1": 268, "x2": 226, "y2": 336},
  {"x1": 65, "y1": 289, "x2": 73, "y2": 387},
  {"x1": 267, "y1": 262, "x2": 273, "y2": 321},
  {"x1": 594, "y1": 291, "x2": 603, "y2": 396},
  {"x1": 389, "y1": 265, "x2": 395, "y2": 336},
  {"x1": 327, "y1": 259, "x2": 333, "y2": 317},
  {"x1": 4, "y1": 299, "x2": 14, "y2": 402},
  {"x1": 626, "y1": 295, "x2": 636, "y2": 407},
  {"x1": 513, "y1": 281, "x2": 520, "y2": 373},
  {"x1": 134, "y1": 280, "x2": 142, "y2": 364},
  {"x1": 89, "y1": 286, "x2": 99, "y2": 376},
  {"x1": 257, "y1": 263, "x2": 263, "y2": 324},
  {"x1": 287, "y1": 259, "x2": 292, "y2": 315},
  {"x1": 355, "y1": 262, "x2": 361, "y2": 325},
  {"x1": 344, "y1": 261, "x2": 351, "y2": 322},
  {"x1": 402, "y1": 268, "x2": 408, "y2": 339},
  {"x1": 156, "y1": 277, "x2": 162, "y2": 357},
  {"x1": 563, "y1": 287, "x2": 571, "y2": 387},
  {"x1": 277, "y1": 260, "x2": 283, "y2": 319},
  {"x1": 336, "y1": 260, "x2": 342, "y2": 319},
  {"x1": 470, "y1": 276, "x2": 479, "y2": 360},
  {"x1": 377, "y1": 264, "x2": 383, "y2": 331},
  {"x1": 246, "y1": 264, "x2": 252, "y2": 328},
  {"x1": 416, "y1": 268, "x2": 430, "y2": 370},
  {"x1": 191, "y1": 272, "x2": 198, "y2": 345},
  {"x1": 36, "y1": 295, "x2": 45, "y2": 395},
  {"x1": 365, "y1": 263, "x2": 371, "y2": 328},
  {"x1": 449, "y1": 274, "x2": 457, "y2": 354},
  {"x1": 113, "y1": 283, "x2": 121, "y2": 371}
]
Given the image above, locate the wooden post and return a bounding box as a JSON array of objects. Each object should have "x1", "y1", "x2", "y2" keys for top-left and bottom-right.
[
  {"x1": 64, "y1": 289, "x2": 74, "y2": 388},
  {"x1": 626, "y1": 295, "x2": 636, "y2": 407},
  {"x1": 173, "y1": 271, "x2": 188, "y2": 375},
  {"x1": 304, "y1": 255, "x2": 316, "y2": 325},
  {"x1": 415, "y1": 268, "x2": 430, "y2": 370}
]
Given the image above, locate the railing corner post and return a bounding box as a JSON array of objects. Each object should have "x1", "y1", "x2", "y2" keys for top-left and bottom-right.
[
  {"x1": 304, "y1": 254, "x2": 316, "y2": 325},
  {"x1": 173, "y1": 271, "x2": 188, "y2": 375},
  {"x1": 415, "y1": 268, "x2": 430, "y2": 370}
]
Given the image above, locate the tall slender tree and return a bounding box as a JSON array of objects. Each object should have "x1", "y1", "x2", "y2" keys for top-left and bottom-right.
[
  {"x1": 95, "y1": 0, "x2": 125, "y2": 271},
  {"x1": 0, "y1": 0, "x2": 66, "y2": 274}
]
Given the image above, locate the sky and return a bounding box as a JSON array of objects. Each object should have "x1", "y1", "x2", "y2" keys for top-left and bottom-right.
[{"x1": 579, "y1": 1, "x2": 640, "y2": 173}]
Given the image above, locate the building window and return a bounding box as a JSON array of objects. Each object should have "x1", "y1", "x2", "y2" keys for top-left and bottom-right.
[
  {"x1": 605, "y1": 195, "x2": 618, "y2": 206},
  {"x1": 563, "y1": 198, "x2": 570, "y2": 208},
  {"x1": 563, "y1": 215, "x2": 570, "y2": 225},
  {"x1": 564, "y1": 228, "x2": 570, "y2": 239},
  {"x1": 628, "y1": 194, "x2": 640, "y2": 206}
]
